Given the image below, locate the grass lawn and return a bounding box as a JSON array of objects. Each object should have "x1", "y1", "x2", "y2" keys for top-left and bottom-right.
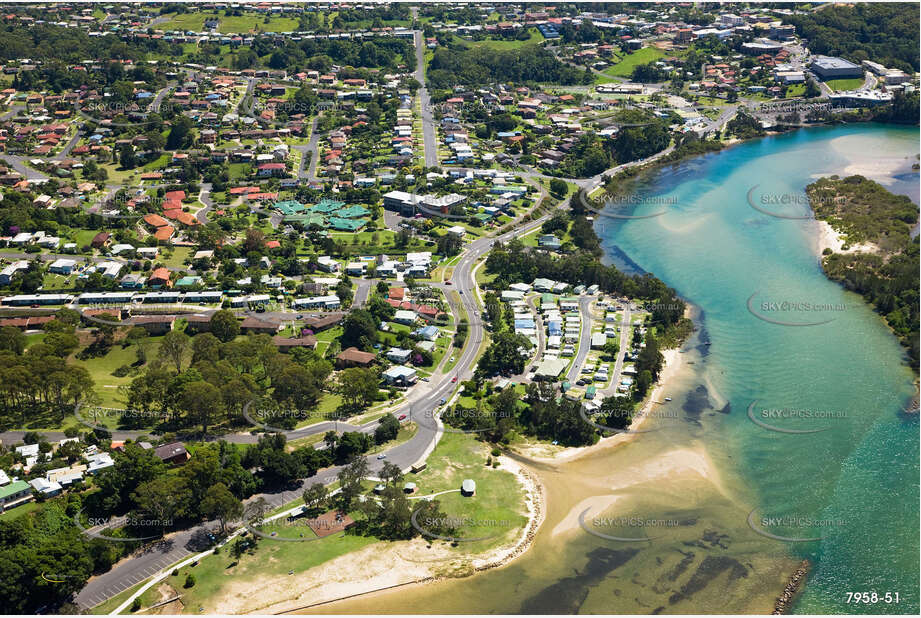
[
  {"x1": 461, "y1": 28, "x2": 543, "y2": 50},
  {"x1": 408, "y1": 432, "x2": 528, "y2": 552},
  {"x1": 159, "y1": 246, "x2": 193, "y2": 269},
  {"x1": 0, "y1": 501, "x2": 40, "y2": 522},
  {"x1": 218, "y1": 15, "x2": 299, "y2": 33},
  {"x1": 603, "y1": 47, "x2": 665, "y2": 78},
  {"x1": 160, "y1": 12, "x2": 207, "y2": 31},
  {"x1": 78, "y1": 336, "x2": 163, "y2": 410},
  {"x1": 825, "y1": 77, "x2": 865, "y2": 91},
  {"x1": 160, "y1": 532, "x2": 377, "y2": 613}
]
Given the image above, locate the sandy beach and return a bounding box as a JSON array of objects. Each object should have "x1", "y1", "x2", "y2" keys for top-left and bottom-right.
[
  {"x1": 222, "y1": 455, "x2": 544, "y2": 615},
  {"x1": 813, "y1": 219, "x2": 878, "y2": 256}
]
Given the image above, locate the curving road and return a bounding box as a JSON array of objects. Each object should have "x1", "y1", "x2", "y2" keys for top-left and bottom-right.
[
  {"x1": 72, "y1": 159, "x2": 578, "y2": 611},
  {"x1": 565, "y1": 295, "x2": 595, "y2": 384}
]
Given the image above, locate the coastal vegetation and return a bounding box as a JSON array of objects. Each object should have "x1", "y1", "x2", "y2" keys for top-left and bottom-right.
[
  {"x1": 807, "y1": 175, "x2": 920, "y2": 366},
  {"x1": 131, "y1": 431, "x2": 528, "y2": 614}
]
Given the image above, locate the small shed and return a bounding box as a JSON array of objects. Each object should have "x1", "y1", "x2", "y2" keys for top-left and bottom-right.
[
  {"x1": 461, "y1": 479, "x2": 476, "y2": 497},
  {"x1": 403, "y1": 482, "x2": 417, "y2": 494}
]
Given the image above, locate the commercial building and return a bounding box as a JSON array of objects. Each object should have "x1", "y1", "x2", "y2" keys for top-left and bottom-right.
[{"x1": 810, "y1": 56, "x2": 863, "y2": 80}]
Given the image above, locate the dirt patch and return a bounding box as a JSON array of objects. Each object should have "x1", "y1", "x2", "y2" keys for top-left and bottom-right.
[{"x1": 147, "y1": 582, "x2": 183, "y2": 615}]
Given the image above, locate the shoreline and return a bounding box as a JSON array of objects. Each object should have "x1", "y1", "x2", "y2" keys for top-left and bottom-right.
[
  {"x1": 239, "y1": 454, "x2": 545, "y2": 615},
  {"x1": 812, "y1": 219, "x2": 879, "y2": 257},
  {"x1": 512, "y1": 337, "x2": 686, "y2": 465}
]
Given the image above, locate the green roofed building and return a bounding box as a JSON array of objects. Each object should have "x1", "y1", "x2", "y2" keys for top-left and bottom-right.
[
  {"x1": 284, "y1": 213, "x2": 327, "y2": 227},
  {"x1": 334, "y1": 205, "x2": 371, "y2": 219},
  {"x1": 328, "y1": 217, "x2": 367, "y2": 231},
  {"x1": 274, "y1": 200, "x2": 305, "y2": 216},
  {"x1": 473, "y1": 212, "x2": 492, "y2": 225},
  {"x1": 0, "y1": 479, "x2": 33, "y2": 510},
  {"x1": 311, "y1": 198, "x2": 346, "y2": 214}
]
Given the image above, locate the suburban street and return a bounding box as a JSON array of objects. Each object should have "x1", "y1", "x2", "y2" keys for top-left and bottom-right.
[
  {"x1": 71, "y1": 152, "x2": 576, "y2": 611},
  {"x1": 15, "y1": 35, "x2": 750, "y2": 610},
  {"x1": 413, "y1": 30, "x2": 438, "y2": 168},
  {"x1": 601, "y1": 304, "x2": 633, "y2": 398},
  {"x1": 566, "y1": 295, "x2": 595, "y2": 384}
]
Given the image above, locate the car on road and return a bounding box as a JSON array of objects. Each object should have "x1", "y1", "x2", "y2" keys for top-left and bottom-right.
[
  {"x1": 440, "y1": 398, "x2": 446, "y2": 405},
  {"x1": 451, "y1": 376, "x2": 457, "y2": 383},
  {"x1": 377, "y1": 454, "x2": 387, "y2": 459},
  {"x1": 421, "y1": 376, "x2": 430, "y2": 382},
  {"x1": 398, "y1": 414, "x2": 407, "y2": 420}
]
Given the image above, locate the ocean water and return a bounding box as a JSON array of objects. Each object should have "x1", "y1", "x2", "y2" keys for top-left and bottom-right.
[
  {"x1": 305, "y1": 125, "x2": 919, "y2": 615},
  {"x1": 595, "y1": 124, "x2": 919, "y2": 614}
]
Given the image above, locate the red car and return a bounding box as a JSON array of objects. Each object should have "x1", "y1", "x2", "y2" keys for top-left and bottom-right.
[
  {"x1": 398, "y1": 414, "x2": 407, "y2": 420},
  {"x1": 451, "y1": 376, "x2": 457, "y2": 383}
]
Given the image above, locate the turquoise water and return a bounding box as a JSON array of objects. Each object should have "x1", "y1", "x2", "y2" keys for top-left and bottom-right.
[{"x1": 597, "y1": 124, "x2": 919, "y2": 614}]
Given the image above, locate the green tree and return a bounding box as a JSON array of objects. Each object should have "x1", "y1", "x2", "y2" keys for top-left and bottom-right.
[
  {"x1": 337, "y1": 367, "x2": 380, "y2": 412},
  {"x1": 180, "y1": 380, "x2": 225, "y2": 434},
  {"x1": 158, "y1": 330, "x2": 190, "y2": 373},
  {"x1": 210, "y1": 310, "x2": 240, "y2": 343},
  {"x1": 374, "y1": 413, "x2": 400, "y2": 444},
  {"x1": 549, "y1": 178, "x2": 568, "y2": 198},
  {"x1": 201, "y1": 482, "x2": 243, "y2": 536},
  {"x1": 0, "y1": 326, "x2": 27, "y2": 354},
  {"x1": 302, "y1": 483, "x2": 329, "y2": 514}
]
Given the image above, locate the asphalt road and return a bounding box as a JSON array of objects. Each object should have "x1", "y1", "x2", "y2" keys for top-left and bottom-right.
[
  {"x1": 566, "y1": 295, "x2": 595, "y2": 384},
  {"x1": 71, "y1": 158, "x2": 576, "y2": 610},
  {"x1": 353, "y1": 278, "x2": 374, "y2": 308},
  {"x1": 195, "y1": 182, "x2": 214, "y2": 224},
  {"x1": 601, "y1": 305, "x2": 633, "y2": 397},
  {"x1": 413, "y1": 30, "x2": 438, "y2": 168},
  {"x1": 53, "y1": 130, "x2": 83, "y2": 161},
  {"x1": 0, "y1": 154, "x2": 49, "y2": 181}
]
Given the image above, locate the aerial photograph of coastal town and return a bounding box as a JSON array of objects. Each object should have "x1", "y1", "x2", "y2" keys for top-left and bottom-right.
[{"x1": 0, "y1": 0, "x2": 917, "y2": 616}]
